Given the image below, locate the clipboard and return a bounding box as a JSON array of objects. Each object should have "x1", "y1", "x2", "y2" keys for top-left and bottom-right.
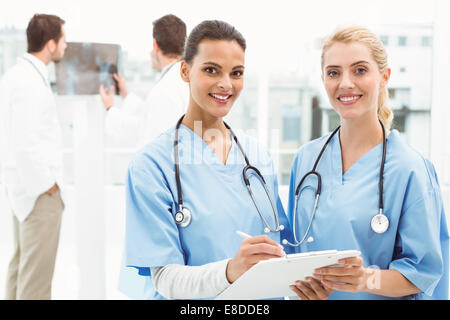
[{"x1": 216, "y1": 249, "x2": 361, "y2": 300}]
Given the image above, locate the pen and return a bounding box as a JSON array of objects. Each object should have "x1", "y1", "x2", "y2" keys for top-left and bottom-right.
[
  {"x1": 236, "y1": 230, "x2": 286, "y2": 255},
  {"x1": 236, "y1": 230, "x2": 252, "y2": 239}
]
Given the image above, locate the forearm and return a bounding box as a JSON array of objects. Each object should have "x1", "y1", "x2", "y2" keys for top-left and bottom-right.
[
  {"x1": 151, "y1": 259, "x2": 231, "y2": 299},
  {"x1": 364, "y1": 269, "x2": 421, "y2": 298}
]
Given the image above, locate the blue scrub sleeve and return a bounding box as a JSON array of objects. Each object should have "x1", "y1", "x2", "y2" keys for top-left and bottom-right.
[
  {"x1": 125, "y1": 157, "x2": 185, "y2": 277},
  {"x1": 389, "y1": 161, "x2": 449, "y2": 298}
]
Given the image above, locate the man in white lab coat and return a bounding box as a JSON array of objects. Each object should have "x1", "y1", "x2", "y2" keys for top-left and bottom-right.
[
  {"x1": 99, "y1": 14, "x2": 189, "y2": 148},
  {"x1": 98, "y1": 13, "x2": 189, "y2": 299},
  {"x1": 0, "y1": 14, "x2": 67, "y2": 300}
]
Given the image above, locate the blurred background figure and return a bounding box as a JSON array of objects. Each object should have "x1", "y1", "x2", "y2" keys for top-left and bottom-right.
[
  {"x1": 0, "y1": 0, "x2": 448, "y2": 301},
  {"x1": 99, "y1": 14, "x2": 189, "y2": 149},
  {"x1": 99, "y1": 13, "x2": 189, "y2": 299},
  {"x1": 0, "y1": 13, "x2": 67, "y2": 300}
]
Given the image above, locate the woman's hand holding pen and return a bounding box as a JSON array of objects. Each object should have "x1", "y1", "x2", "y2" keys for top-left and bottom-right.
[{"x1": 226, "y1": 235, "x2": 285, "y2": 284}]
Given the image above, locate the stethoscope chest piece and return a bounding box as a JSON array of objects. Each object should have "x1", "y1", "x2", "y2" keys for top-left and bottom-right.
[
  {"x1": 175, "y1": 207, "x2": 192, "y2": 228},
  {"x1": 371, "y1": 213, "x2": 389, "y2": 234}
]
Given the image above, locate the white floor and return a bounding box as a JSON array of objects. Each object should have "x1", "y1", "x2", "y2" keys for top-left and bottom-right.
[{"x1": 0, "y1": 185, "x2": 129, "y2": 300}]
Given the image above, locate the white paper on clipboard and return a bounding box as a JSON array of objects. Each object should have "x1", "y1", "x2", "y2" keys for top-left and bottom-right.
[{"x1": 216, "y1": 249, "x2": 361, "y2": 300}]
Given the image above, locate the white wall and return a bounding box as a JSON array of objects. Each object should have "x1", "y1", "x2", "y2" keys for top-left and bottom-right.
[
  {"x1": 431, "y1": 0, "x2": 450, "y2": 229},
  {"x1": 0, "y1": 185, "x2": 129, "y2": 300}
]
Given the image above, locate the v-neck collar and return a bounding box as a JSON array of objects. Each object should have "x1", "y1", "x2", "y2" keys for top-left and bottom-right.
[
  {"x1": 157, "y1": 61, "x2": 178, "y2": 82},
  {"x1": 178, "y1": 124, "x2": 238, "y2": 169},
  {"x1": 21, "y1": 53, "x2": 50, "y2": 87},
  {"x1": 330, "y1": 129, "x2": 396, "y2": 185}
]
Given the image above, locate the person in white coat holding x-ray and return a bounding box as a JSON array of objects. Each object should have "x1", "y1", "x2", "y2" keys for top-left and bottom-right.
[
  {"x1": 98, "y1": 14, "x2": 189, "y2": 299},
  {"x1": 99, "y1": 14, "x2": 189, "y2": 148}
]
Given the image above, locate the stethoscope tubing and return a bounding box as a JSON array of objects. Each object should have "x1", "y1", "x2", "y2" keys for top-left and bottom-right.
[
  {"x1": 174, "y1": 116, "x2": 185, "y2": 212},
  {"x1": 285, "y1": 120, "x2": 387, "y2": 247},
  {"x1": 173, "y1": 115, "x2": 283, "y2": 233},
  {"x1": 245, "y1": 171, "x2": 282, "y2": 233},
  {"x1": 22, "y1": 57, "x2": 50, "y2": 88}
]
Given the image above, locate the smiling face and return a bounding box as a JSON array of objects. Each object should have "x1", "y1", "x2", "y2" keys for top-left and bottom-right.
[
  {"x1": 181, "y1": 39, "x2": 245, "y2": 120},
  {"x1": 322, "y1": 41, "x2": 389, "y2": 123}
]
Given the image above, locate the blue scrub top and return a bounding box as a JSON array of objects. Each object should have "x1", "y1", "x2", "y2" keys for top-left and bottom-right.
[
  {"x1": 288, "y1": 130, "x2": 449, "y2": 300},
  {"x1": 124, "y1": 124, "x2": 292, "y2": 299}
]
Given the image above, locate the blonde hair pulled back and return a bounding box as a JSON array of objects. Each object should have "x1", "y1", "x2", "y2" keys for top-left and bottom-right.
[{"x1": 321, "y1": 26, "x2": 393, "y2": 131}]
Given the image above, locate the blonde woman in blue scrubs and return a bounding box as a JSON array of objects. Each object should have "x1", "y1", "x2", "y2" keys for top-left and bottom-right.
[{"x1": 288, "y1": 26, "x2": 449, "y2": 300}]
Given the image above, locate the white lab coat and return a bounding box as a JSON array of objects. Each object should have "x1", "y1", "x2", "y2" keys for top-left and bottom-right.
[
  {"x1": 105, "y1": 61, "x2": 189, "y2": 149},
  {"x1": 0, "y1": 53, "x2": 65, "y2": 222}
]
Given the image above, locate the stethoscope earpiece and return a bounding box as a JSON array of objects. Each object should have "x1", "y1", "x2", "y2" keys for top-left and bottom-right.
[{"x1": 282, "y1": 236, "x2": 314, "y2": 246}]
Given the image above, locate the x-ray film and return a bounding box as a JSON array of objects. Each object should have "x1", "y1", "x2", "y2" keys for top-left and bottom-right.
[{"x1": 55, "y1": 42, "x2": 122, "y2": 95}]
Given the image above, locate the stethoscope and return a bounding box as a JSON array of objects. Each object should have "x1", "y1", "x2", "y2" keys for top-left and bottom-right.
[
  {"x1": 22, "y1": 56, "x2": 50, "y2": 88},
  {"x1": 173, "y1": 115, "x2": 284, "y2": 233},
  {"x1": 282, "y1": 119, "x2": 389, "y2": 247}
]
